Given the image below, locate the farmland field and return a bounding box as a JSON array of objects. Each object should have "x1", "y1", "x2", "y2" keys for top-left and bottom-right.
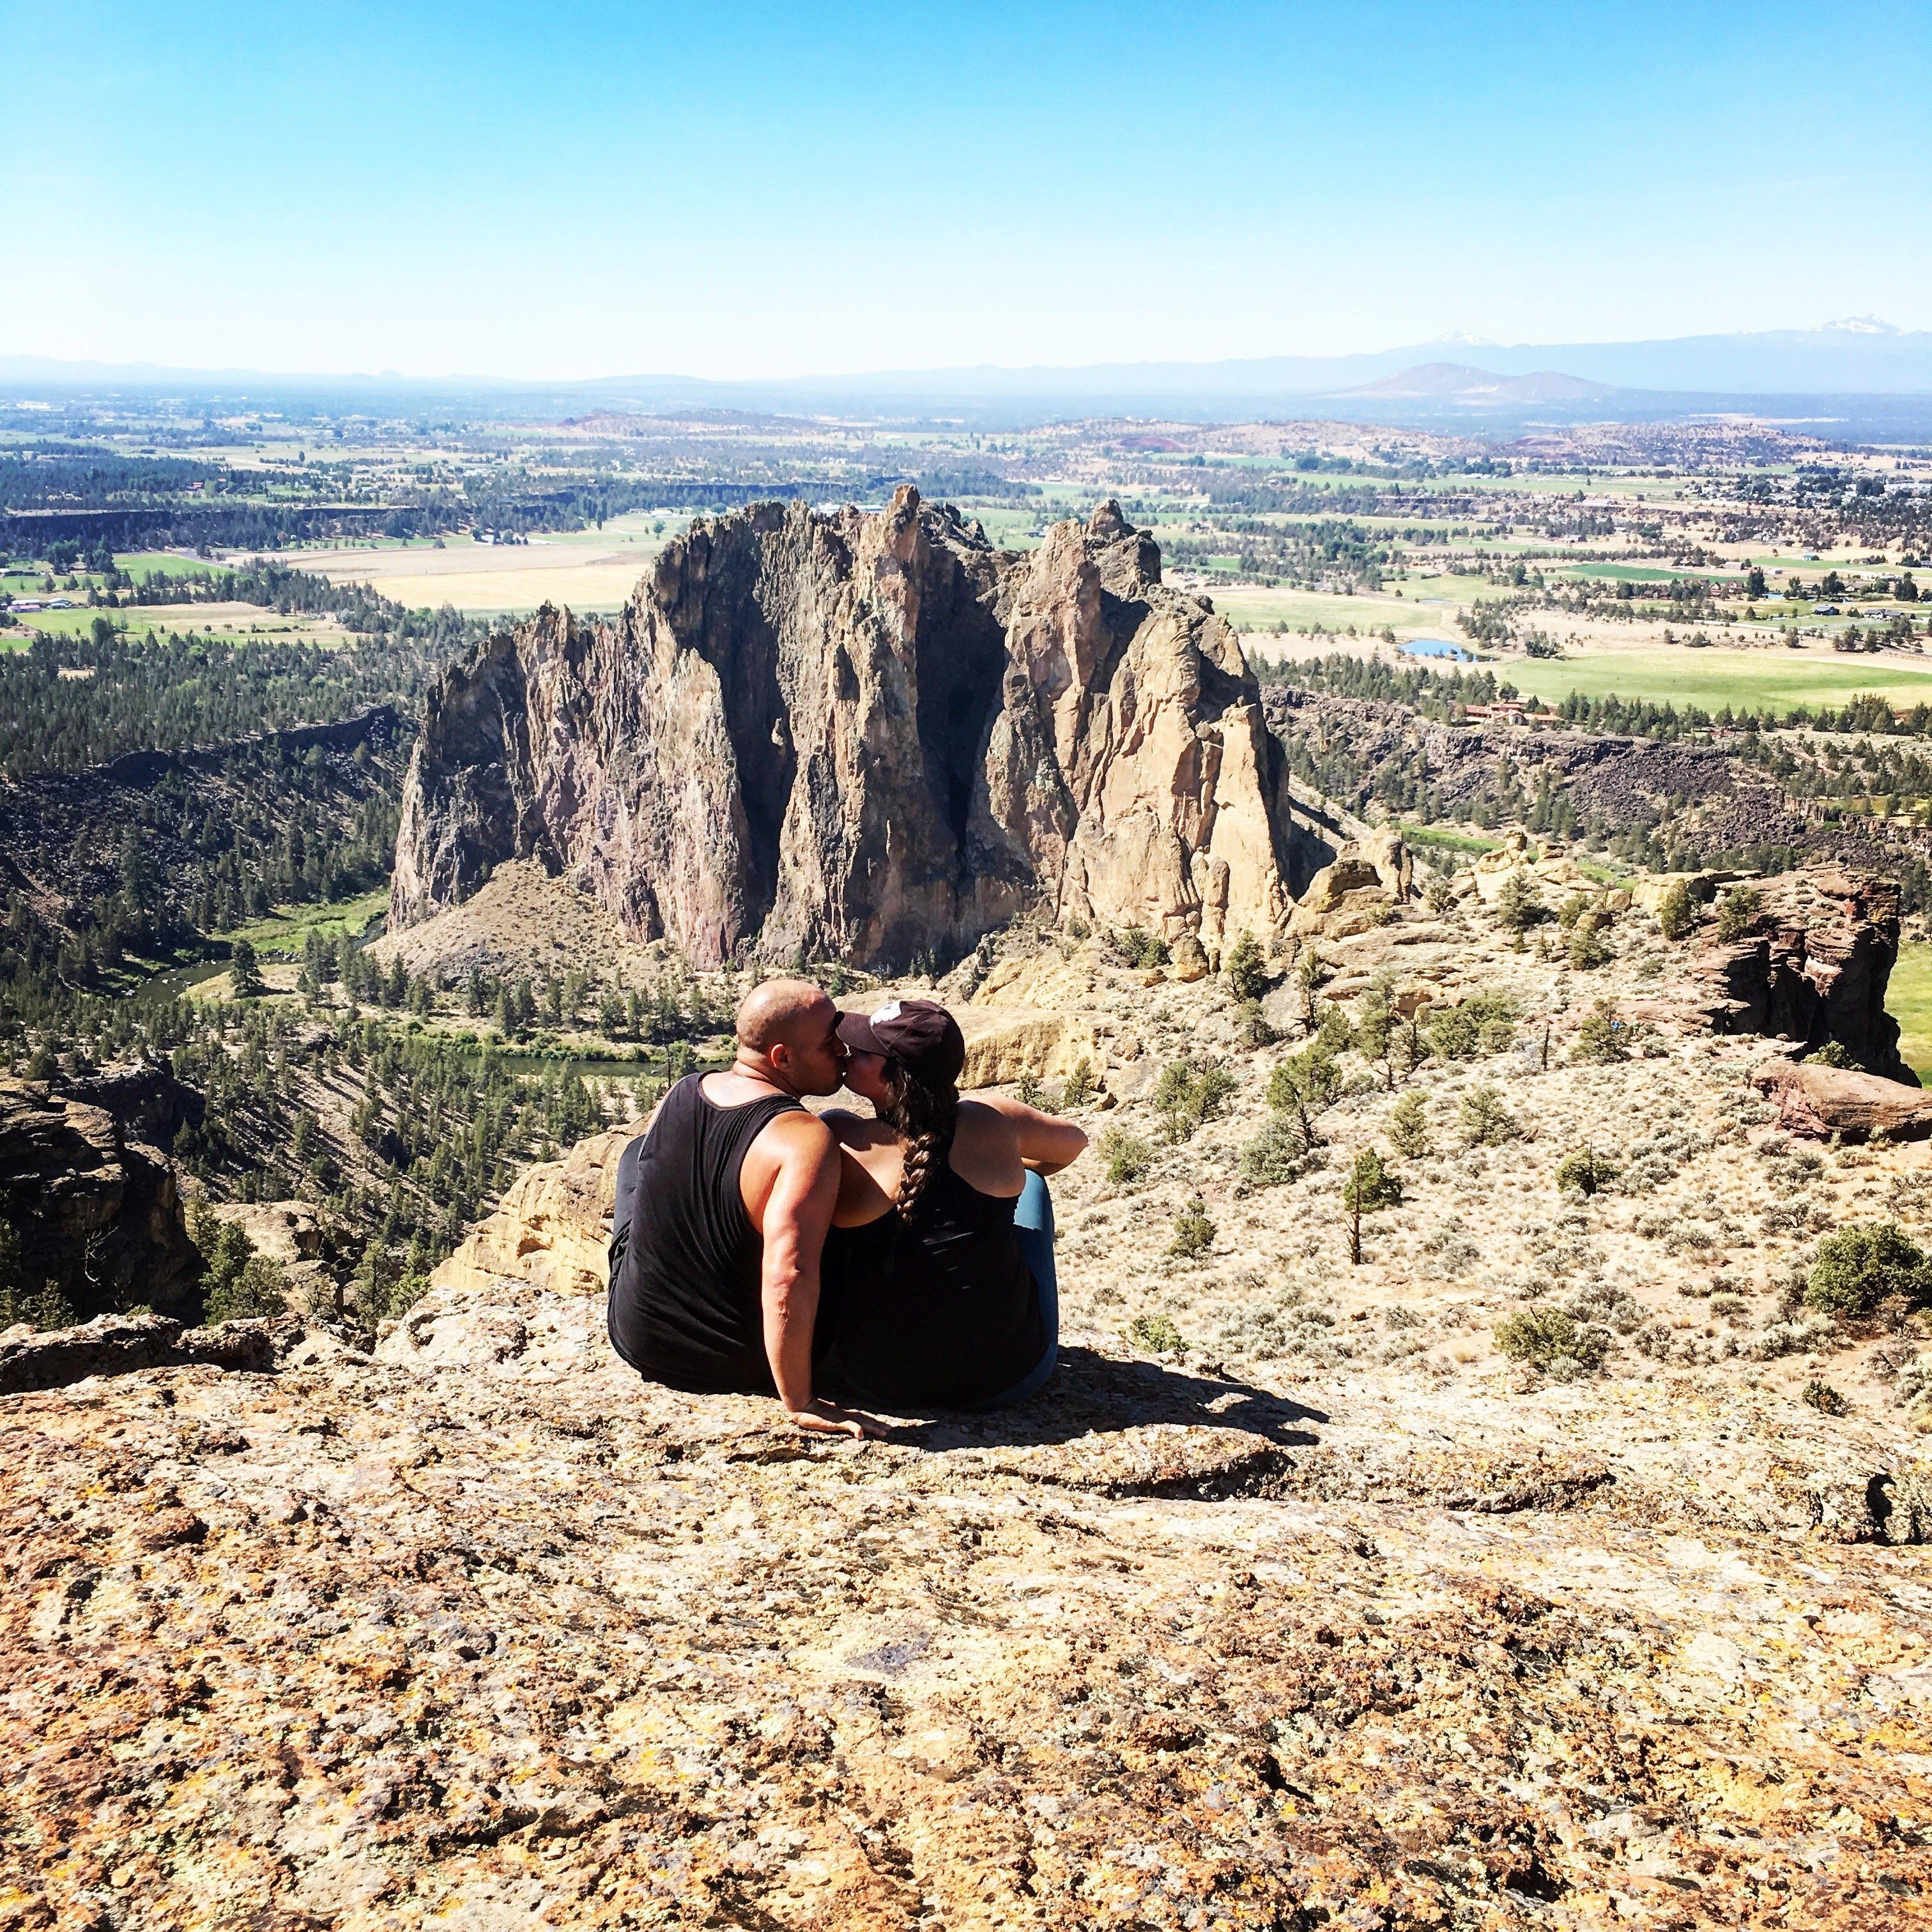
[
  {"x1": 280, "y1": 514, "x2": 675, "y2": 615},
  {"x1": 1889, "y1": 942, "x2": 1932, "y2": 1085},
  {"x1": 1484, "y1": 648, "x2": 1932, "y2": 714},
  {"x1": 1257, "y1": 624, "x2": 1932, "y2": 714}
]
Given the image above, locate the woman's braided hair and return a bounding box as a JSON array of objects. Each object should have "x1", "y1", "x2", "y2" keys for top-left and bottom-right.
[{"x1": 882, "y1": 1054, "x2": 960, "y2": 1222}]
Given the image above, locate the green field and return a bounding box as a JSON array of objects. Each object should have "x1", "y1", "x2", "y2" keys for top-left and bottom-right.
[
  {"x1": 216, "y1": 889, "x2": 391, "y2": 958},
  {"x1": 1400, "y1": 822, "x2": 1497, "y2": 856},
  {"x1": 115, "y1": 552, "x2": 220, "y2": 579},
  {"x1": 1214, "y1": 577, "x2": 1491, "y2": 636},
  {"x1": 1558, "y1": 562, "x2": 1716, "y2": 583},
  {"x1": 1488, "y1": 649, "x2": 1932, "y2": 714},
  {"x1": 1889, "y1": 942, "x2": 1932, "y2": 1084},
  {"x1": 1252, "y1": 641, "x2": 1932, "y2": 718}
]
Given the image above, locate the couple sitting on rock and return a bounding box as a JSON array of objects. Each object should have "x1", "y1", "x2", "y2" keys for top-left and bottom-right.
[{"x1": 606, "y1": 978, "x2": 1088, "y2": 1437}]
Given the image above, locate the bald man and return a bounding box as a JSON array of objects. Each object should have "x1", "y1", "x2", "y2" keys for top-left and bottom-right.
[{"x1": 608, "y1": 978, "x2": 878, "y2": 1438}]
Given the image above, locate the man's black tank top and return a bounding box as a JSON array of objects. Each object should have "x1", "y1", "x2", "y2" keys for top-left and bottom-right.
[
  {"x1": 607, "y1": 1072, "x2": 804, "y2": 1395},
  {"x1": 820, "y1": 1162, "x2": 1045, "y2": 1409}
]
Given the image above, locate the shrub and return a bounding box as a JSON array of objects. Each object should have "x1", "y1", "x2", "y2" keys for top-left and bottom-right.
[
  {"x1": 1016, "y1": 1068, "x2": 1042, "y2": 1106},
  {"x1": 1169, "y1": 1195, "x2": 1216, "y2": 1261},
  {"x1": 1234, "y1": 999, "x2": 1280, "y2": 1050},
  {"x1": 206, "y1": 1254, "x2": 289, "y2": 1324},
  {"x1": 1224, "y1": 930, "x2": 1269, "y2": 1002},
  {"x1": 1427, "y1": 990, "x2": 1514, "y2": 1061},
  {"x1": 1100, "y1": 1129, "x2": 1154, "y2": 1186},
  {"x1": 1751, "y1": 1312, "x2": 1839, "y2": 1358},
  {"x1": 1389, "y1": 1090, "x2": 1429, "y2": 1158},
  {"x1": 1239, "y1": 1114, "x2": 1312, "y2": 1187},
  {"x1": 1803, "y1": 1379, "x2": 1851, "y2": 1416},
  {"x1": 1268, "y1": 1044, "x2": 1341, "y2": 1136},
  {"x1": 1802, "y1": 1040, "x2": 1851, "y2": 1069},
  {"x1": 1128, "y1": 1310, "x2": 1184, "y2": 1354},
  {"x1": 1715, "y1": 885, "x2": 1763, "y2": 943},
  {"x1": 1493, "y1": 1305, "x2": 1610, "y2": 1375},
  {"x1": 1567, "y1": 911, "x2": 1611, "y2": 970},
  {"x1": 24, "y1": 1040, "x2": 57, "y2": 1082},
  {"x1": 1314, "y1": 1001, "x2": 1354, "y2": 1056},
  {"x1": 1061, "y1": 1056, "x2": 1096, "y2": 1108},
  {"x1": 1556, "y1": 892, "x2": 1591, "y2": 933},
  {"x1": 1496, "y1": 868, "x2": 1542, "y2": 938},
  {"x1": 1458, "y1": 1085, "x2": 1519, "y2": 1147},
  {"x1": 1154, "y1": 1058, "x2": 1237, "y2": 1142},
  {"x1": 1424, "y1": 875, "x2": 1455, "y2": 917},
  {"x1": 1555, "y1": 1146, "x2": 1619, "y2": 1196},
  {"x1": 1570, "y1": 999, "x2": 1627, "y2": 1064},
  {"x1": 1655, "y1": 878, "x2": 1696, "y2": 941},
  {"x1": 1117, "y1": 927, "x2": 1171, "y2": 969},
  {"x1": 0, "y1": 1270, "x2": 75, "y2": 1332},
  {"x1": 1805, "y1": 1221, "x2": 1932, "y2": 1320}
]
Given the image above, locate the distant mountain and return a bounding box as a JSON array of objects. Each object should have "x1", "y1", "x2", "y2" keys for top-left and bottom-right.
[
  {"x1": 1349, "y1": 363, "x2": 1617, "y2": 404},
  {"x1": 3, "y1": 319, "x2": 1931, "y2": 430}
]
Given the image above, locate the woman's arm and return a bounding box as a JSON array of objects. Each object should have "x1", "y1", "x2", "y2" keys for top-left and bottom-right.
[{"x1": 971, "y1": 1091, "x2": 1089, "y2": 1177}]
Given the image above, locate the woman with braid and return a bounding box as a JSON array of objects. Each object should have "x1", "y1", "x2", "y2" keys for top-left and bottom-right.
[{"x1": 820, "y1": 999, "x2": 1087, "y2": 1411}]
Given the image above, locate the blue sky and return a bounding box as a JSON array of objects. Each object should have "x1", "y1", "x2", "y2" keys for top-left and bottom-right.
[{"x1": 13, "y1": 0, "x2": 1932, "y2": 378}]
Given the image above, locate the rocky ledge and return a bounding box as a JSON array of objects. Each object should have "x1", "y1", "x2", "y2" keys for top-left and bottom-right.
[{"x1": 5, "y1": 1248, "x2": 1930, "y2": 1927}]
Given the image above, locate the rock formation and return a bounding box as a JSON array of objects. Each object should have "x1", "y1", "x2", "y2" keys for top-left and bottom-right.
[
  {"x1": 1683, "y1": 866, "x2": 1908, "y2": 1077},
  {"x1": 1752, "y1": 1058, "x2": 1932, "y2": 1141},
  {"x1": 392, "y1": 493, "x2": 1312, "y2": 969},
  {"x1": 0, "y1": 1080, "x2": 200, "y2": 1317}
]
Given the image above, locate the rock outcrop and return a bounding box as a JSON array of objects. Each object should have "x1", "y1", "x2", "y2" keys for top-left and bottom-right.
[
  {"x1": 392, "y1": 493, "x2": 1309, "y2": 969},
  {"x1": 0, "y1": 1080, "x2": 200, "y2": 1317},
  {"x1": 9, "y1": 1247, "x2": 1928, "y2": 1923},
  {"x1": 1684, "y1": 866, "x2": 1908, "y2": 1076},
  {"x1": 1751, "y1": 1058, "x2": 1932, "y2": 1141},
  {"x1": 0, "y1": 1310, "x2": 273, "y2": 1395}
]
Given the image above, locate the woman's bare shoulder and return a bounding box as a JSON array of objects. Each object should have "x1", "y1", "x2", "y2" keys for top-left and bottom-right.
[{"x1": 955, "y1": 1096, "x2": 1022, "y2": 1144}]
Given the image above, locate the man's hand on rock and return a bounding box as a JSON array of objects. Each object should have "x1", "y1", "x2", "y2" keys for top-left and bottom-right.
[{"x1": 785, "y1": 1398, "x2": 884, "y2": 1441}]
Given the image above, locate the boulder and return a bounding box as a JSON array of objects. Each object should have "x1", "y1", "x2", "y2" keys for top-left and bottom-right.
[
  {"x1": 0, "y1": 1311, "x2": 274, "y2": 1396},
  {"x1": 953, "y1": 1010, "x2": 1102, "y2": 1089},
  {"x1": 427, "y1": 1126, "x2": 631, "y2": 1303},
  {"x1": 391, "y1": 494, "x2": 1299, "y2": 970},
  {"x1": 0, "y1": 1082, "x2": 200, "y2": 1318},
  {"x1": 1751, "y1": 1060, "x2": 1932, "y2": 1142},
  {"x1": 1630, "y1": 869, "x2": 1745, "y2": 916}
]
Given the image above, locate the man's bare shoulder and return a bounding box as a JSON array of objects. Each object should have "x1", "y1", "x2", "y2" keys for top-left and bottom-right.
[{"x1": 758, "y1": 1107, "x2": 838, "y2": 1156}]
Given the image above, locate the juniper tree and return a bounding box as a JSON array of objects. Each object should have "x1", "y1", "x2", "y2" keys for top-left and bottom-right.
[{"x1": 1342, "y1": 1148, "x2": 1402, "y2": 1264}]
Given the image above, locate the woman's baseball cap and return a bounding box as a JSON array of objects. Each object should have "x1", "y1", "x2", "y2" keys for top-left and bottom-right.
[{"x1": 836, "y1": 998, "x2": 966, "y2": 1087}]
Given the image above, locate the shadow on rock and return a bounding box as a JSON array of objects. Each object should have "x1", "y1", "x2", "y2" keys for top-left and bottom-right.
[{"x1": 879, "y1": 1347, "x2": 1324, "y2": 1499}]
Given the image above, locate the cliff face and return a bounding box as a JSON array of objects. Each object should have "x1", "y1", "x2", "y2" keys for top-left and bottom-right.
[
  {"x1": 0, "y1": 1080, "x2": 200, "y2": 1319},
  {"x1": 392, "y1": 492, "x2": 1303, "y2": 968},
  {"x1": 1683, "y1": 866, "x2": 1908, "y2": 1077}
]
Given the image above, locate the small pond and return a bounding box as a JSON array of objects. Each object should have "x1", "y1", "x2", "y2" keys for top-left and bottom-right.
[{"x1": 1400, "y1": 638, "x2": 1475, "y2": 661}]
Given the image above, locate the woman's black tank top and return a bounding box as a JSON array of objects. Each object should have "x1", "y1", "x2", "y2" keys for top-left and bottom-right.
[
  {"x1": 820, "y1": 1161, "x2": 1044, "y2": 1409},
  {"x1": 607, "y1": 1073, "x2": 802, "y2": 1395}
]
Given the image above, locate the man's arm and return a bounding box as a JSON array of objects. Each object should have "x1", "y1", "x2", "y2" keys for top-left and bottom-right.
[{"x1": 758, "y1": 1116, "x2": 880, "y2": 1438}]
